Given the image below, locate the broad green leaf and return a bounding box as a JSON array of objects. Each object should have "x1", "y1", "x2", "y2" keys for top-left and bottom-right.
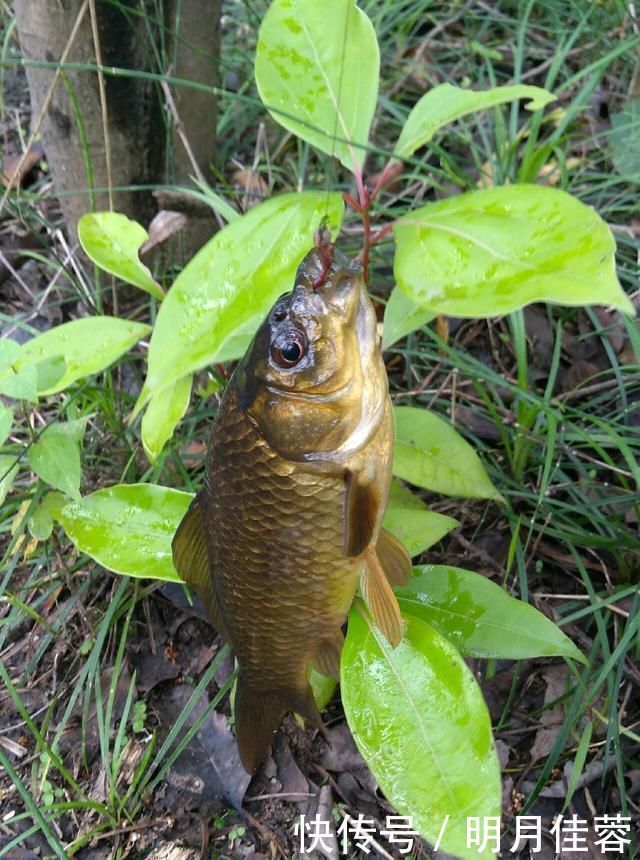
[
  {"x1": 382, "y1": 506, "x2": 457, "y2": 557},
  {"x1": 382, "y1": 286, "x2": 435, "y2": 349},
  {"x1": 0, "y1": 455, "x2": 18, "y2": 506},
  {"x1": 78, "y1": 212, "x2": 165, "y2": 300},
  {"x1": 49, "y1": 483, "x2": 193, "y2": 581},
  {"x1": 255, "y1": 0, "x2": 379, "y2": 173},
  {"x1": 141, "y1": 374, "x2": 192, "y2": 463},
  {"x1": 27, "y1": 424, "x2": 82, "y2": 501},
  {"x1": 342, "y1": 605, "x2": 501, "y2": 859},
  {"x1": 394, "y1": 83, "x2": 555, "y2": 160},
  {"x1": 0, "y1": 364, "x2": 37, "y2": 402},
  {"x1": 393, "y1": 406, "x2": 502, "y2": 500},
  {"x1": 29, "y1": 500, "x2": 54, "y2": 541},
  {"x1": 133, "y1": 192, "x2": 344, "y2": 414},
  {"x1": 0, "y1": 403, "x2": 13, "y2": 446},
  {"x1": 18, "y1": 317, "x2": 151, "y2": 395},
  {"x1": 398, "y1": 565, "x2": 585, "y2": 662},
  {"x1": 388, "y1": 478, "x2": 427, "y2": 510},
  {"x1": 309, "y1": 668, "x2": 336, "y2": 711},
  {"x1": 35, "y1": 356, "x2": 66, "y2": 391},
  {"x1": 393, "y1": 185, "x2": 635, "y2": 317},
  {"x1": 0, "y1": 338, "x2": 21, "y2": 371}
]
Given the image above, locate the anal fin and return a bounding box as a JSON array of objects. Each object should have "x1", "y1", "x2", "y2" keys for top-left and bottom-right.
[
  {"x1": 171, "y1": 493, "x2": 223, "y2": 633},
  {"x1": 376, "y1": 528, "x2": 412, "y2": 586},
  {"x1": 361, "y1": 548, "x2": 404, "y2": 647},
  {"x1": 312, "y1": 630, "x2": 344, "y2": 679}
]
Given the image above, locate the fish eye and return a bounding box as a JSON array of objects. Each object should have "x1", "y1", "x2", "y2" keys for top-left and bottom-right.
[{"x1": 271, "y1": 330, "x2": 306, "y2": 368}]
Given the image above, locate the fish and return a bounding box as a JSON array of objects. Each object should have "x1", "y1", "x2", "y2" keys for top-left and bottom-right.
[{"x1": 172, "y1": 223, "x2": 411, "y2": 773}]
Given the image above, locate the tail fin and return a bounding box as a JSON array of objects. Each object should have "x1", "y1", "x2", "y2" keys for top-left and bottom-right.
[{"x1": 234, "y1": 676, "x2": 323, "y2": 773}]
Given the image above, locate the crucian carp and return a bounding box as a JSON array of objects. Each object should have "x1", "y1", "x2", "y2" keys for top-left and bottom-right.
[{"x1": 172, "y1": 223, "x2": 410, "y2": 773}]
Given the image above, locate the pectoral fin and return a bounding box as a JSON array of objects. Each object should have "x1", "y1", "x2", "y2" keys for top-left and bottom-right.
[
  {"x1": 344, "y1": 469, "x2": 380, "y2": 557},
  {"x1": 171, "y1": 493, "x2": 224, "y2": 633},
  {"x1": 361, "y1": 548, "x2": 404, "y2": 647},
  {"x1": 376, "y1": 528, "x2": 412, "y2": 586}
]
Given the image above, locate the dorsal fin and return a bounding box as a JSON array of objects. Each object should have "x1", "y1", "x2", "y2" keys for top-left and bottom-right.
[{"x1": 172, "y1": 493, "x2": 224, "y2": 633}]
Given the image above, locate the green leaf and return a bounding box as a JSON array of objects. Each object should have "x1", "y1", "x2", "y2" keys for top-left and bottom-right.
[
  {"x1": 309, "y1": 668, "x2": 336, "y2": 711},
  {"x1": 342, "y1": 605, "x2": 501, "y2": 859},
  {"x1": 141, "y1": 374, "x2": 192, "y2": 463},
  {"x1": 78, "y1": 212, "x2": 165, "y2": 301},
  {"x1": 0, "y1": 403, "x2": 13, "y2": 446},
  {"x1": 393, "y1": 185, "x2": 635, "y2": 317},
  {"x1": 255, "y1": 0, "x2": 379, "y2": 173},
  {"x1": 393, "y1": 406, "x2": 503, "y2": 500},
  {"x1": 17, "y1": 317, "x2": 151, "y2": 396},
  {"x1": 388, "y1": 478, "x2": 427, "y2": 510},
  {"x1": 49, "y1": 484, "x2": 193, "y2": 581},
  {"x1": 394, "y1": 83, "x2": 556, "y2": 160},
  {"x1": 0, "y1": 363, "x2": 37, "y2": 402},
  {"x1": 134, "y1": 192, "x2": 344, "y2": 415},
  {"x1": 27, "y1": 424, "x2": 82, "y2": 501},
  {"x1": 0, "y1": 339, "x2": 37, "y2": 402},
  {"x1": 0, "y1": 455, "x2": 19, "y2": 506},
  {"x1": 35, "y1": 356, "x2": 66, "y2": 391},
  {"x1": 382, "y1": 286, "x2": 435, "y2": 349},
  {"x1": 398, "y1": 565, "x2": 585, "y2": 661},
  {"x1": 382, "y1": 506, "x2": 457, "y2": 557},
  {"x1": 29, "y1": 500, "x2": 54, "y2": 541}
]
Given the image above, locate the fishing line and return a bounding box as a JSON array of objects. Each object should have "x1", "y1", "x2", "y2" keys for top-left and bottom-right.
[{"x1": 323, "y1": 0, "x2": 352, "y2": 224}]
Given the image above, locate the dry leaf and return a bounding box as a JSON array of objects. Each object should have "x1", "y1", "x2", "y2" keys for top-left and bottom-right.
[
  {"x1": 140, "y1": 210, "x2": 188, "y2": 255},
  {"x1": 1, "y1": 142, "x2": 45, "y2": 187}
]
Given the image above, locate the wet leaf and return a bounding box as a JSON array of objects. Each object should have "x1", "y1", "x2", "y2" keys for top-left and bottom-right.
[
  {"x1": 255, "y1": 0, "x2": 379, "y2": 173},
  {"x1": 341, "y1": 605, "x2": 501, "y2": 859},
  {"x1": 0, "y1": 364, "x2": 37, "y2": 402},
  {"x1": 133, "y1": 192, "x2": 343, "y2": 415},
  {"x1": 141, "y1": 374, "x2": 192, "y2": 464},
  {"x1": 78, "y1": 212, "x2": 165, "y2": 300},
  {"x1": 393, "y1": 185, "x2": 635, "y2": 317},
  {"x1": 397, "y1": 565, "x2": 585, "y2": 661},
  {"x1": 35, "y1": 356, "x2": 66, "y2": 391},
  {"x1": 48, "y1": 483, "x2": 193, "y2": 581},
  {"x1": 0, "y1": 403, "x2": 13, "y2": 445},
  {"x1": 393, "y1": 406, "x2": 503, "y2": 500},
  {"x1": 382, "y1": 506, "x2": 457, "y2": 557},
  {"x1": 0, "y1": 455, "x2": 18, "y2": 506},
  {"x1": 382, "y1": 286, "x2": 435, "y2": 349},
  {"x1": 27, "y1": 424, "x2": 82, "y2": 501},
  {"x1": 17, "y1": 317, "x2": 151, "y2": 396},
  {"x1": 394, "y1": 83, "x2": 555, "y2": 159}
]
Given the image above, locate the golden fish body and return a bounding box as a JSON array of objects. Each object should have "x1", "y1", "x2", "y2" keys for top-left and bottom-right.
[{"x1": 173, "y1": 231, "x2": 410, "y2": 771}]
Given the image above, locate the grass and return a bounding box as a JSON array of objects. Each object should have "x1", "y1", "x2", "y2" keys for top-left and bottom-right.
[{"x1": 1, "y1": 0, "x2": 639, "y2": 856}]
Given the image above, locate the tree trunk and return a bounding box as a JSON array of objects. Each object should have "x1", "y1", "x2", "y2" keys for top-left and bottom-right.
[{"x1": 15, "y1": 0, "x2": 220, "y2": 250}]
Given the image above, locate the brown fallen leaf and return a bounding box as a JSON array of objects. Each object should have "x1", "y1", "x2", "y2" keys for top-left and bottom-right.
[
  {"x1": 561, "y1": 360, "x2": 600, "y2": 393},
  {"x1": 140, "y1": 210, "x2": 188, "y2": 256},
  {"x1": 232, "y1": 167, "x2": 268, "y2": 205},
  {"x1": 1, "y1": 142, "x2": 45, "y2": 187},
  {"x1": 529, "y1": 665, "x2": 569, "y2": 764}
]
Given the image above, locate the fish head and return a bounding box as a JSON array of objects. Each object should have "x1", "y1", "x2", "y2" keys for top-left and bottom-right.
[{"x1": 233, "y1": 230, "x2": 388, "y2": 461}]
